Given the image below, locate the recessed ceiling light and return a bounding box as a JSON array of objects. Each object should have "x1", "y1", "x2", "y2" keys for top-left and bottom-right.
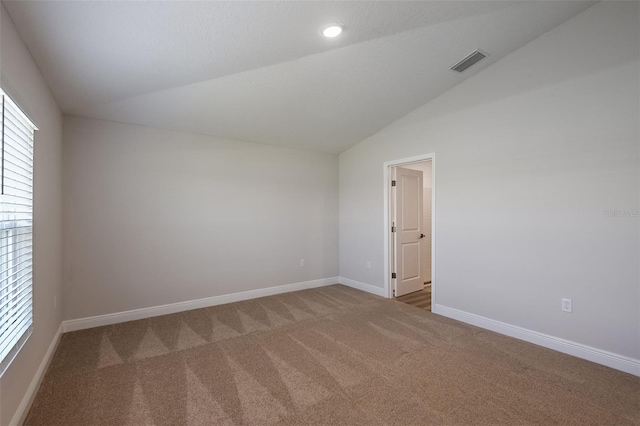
[{"x1": 322, "y1": 24, "x2": 343, "y2": 38}]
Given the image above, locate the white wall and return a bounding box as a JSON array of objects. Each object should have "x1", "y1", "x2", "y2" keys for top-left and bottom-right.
[
  {"x1": 63, "y1": 116, "x2": 338, "y2": 320},
  {"x1": 0, "y1": 5, "x2": 63, "y2": 425},
  {"x1": 339, "y1": 1, "x2": 639, "y2": 360},
  {"x1": 402, "y1": 161, "x2": 432, "y2": 282}
]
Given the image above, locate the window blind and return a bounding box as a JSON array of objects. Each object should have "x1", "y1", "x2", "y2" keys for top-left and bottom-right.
[{"x1": 0, "y1": 90, "x2": 36, "y2": 375}]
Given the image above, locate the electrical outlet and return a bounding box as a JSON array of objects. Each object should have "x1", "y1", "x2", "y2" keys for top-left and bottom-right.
[
  {"x1": 562, "y1": 298, "x2": 572, "y2": 313},
  {"x1": 300, "y1": 259, "x2": 305, "y2": 268},
  {"x1": 366, "y1": 261, "x2": 372, "y2": 270},
  {"x1": 54, "y1": 296, "x2": 57, "y2": 310}
]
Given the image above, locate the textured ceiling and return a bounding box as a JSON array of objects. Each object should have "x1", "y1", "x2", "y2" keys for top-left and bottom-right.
[{"x1": 4, "y1": 1, "x2": 595, "y2": 154}]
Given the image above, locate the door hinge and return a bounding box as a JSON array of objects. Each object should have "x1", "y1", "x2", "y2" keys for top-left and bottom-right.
[
  {"x1": 391, "y1": 226, "x2": 396, "y2": 233},
  {"x1": 392, "y1": 272, "x2": 397, "y2": 279},
  {"x1": 391, "y1": 180, "x2": 396, "y2": 187}
]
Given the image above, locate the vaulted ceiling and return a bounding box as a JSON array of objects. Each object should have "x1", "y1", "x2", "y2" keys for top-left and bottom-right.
[{"x1": 4, "y1": 1, "x2": 595, "y2": 153}]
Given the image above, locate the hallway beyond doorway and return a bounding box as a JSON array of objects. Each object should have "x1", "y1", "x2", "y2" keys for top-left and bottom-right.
[{"x1": 395, "y1": 283, "x2": 431, "y2": 311}]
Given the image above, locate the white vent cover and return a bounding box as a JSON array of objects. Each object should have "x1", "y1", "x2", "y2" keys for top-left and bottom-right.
[{"x1": 450, "y1": 49, "x2": 489, "y2": 73}]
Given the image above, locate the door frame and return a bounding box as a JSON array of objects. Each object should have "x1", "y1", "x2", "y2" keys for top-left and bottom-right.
[{"x1": 383, "y1": 153, "x2": 436, "y2": 303}]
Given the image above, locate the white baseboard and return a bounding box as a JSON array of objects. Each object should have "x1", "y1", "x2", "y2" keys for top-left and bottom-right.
[
  {"x1": 338, "y1": 276, "x2": 387, "y2": 297},
  {"x1": 10, "y1": 323, "x2": 63, "y2": 426},
  {"x1": 62, "y1": 277, "x2": 338, "y2": 333},
  {"x1": 433, "y1": 304, "x2": 640, "y2": 377}
]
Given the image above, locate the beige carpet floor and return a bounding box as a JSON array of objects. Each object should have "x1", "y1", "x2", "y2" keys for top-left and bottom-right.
[{"x1": 26, "y1": 285, "x2": 639, "y2": 425}]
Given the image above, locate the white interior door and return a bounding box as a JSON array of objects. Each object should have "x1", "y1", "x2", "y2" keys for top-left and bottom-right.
[{"x1": 393, "y1": 166, "x2": 424, "y2": 297}]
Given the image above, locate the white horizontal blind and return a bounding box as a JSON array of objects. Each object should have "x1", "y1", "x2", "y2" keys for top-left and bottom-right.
[{"x1": 0, "y1": 90, "x2": 36, "y2": 375}]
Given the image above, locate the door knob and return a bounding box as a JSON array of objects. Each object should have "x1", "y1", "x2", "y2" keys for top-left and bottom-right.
[{"x1": 419, "y1": 234, "x2": 425, "y2": 238}]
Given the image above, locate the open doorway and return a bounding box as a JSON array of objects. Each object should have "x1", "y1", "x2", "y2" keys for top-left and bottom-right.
[{"x1": 383, "y1": 154, "x2": 435, "y2": 311}]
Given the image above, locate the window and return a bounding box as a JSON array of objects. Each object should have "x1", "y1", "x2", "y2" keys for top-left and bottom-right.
[{"x1": 0, "y1": 89, "x2": 36, "y2": 375}]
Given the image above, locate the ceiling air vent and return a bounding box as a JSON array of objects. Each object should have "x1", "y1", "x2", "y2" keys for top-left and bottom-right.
[{"x1": 450, "y1": 49, "x2": 488, "y2": 73}]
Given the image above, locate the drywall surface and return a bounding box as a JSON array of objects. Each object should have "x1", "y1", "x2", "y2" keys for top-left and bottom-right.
[
  {"x1": 339, "y1": 1, "x2": 639, "y2": 359},
  {"x1": 0, "y1": 5, "x2": 63, "y2": 426},
  {"x1": 63, "y1": 116, "x2": 338, "y2": 320}
]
